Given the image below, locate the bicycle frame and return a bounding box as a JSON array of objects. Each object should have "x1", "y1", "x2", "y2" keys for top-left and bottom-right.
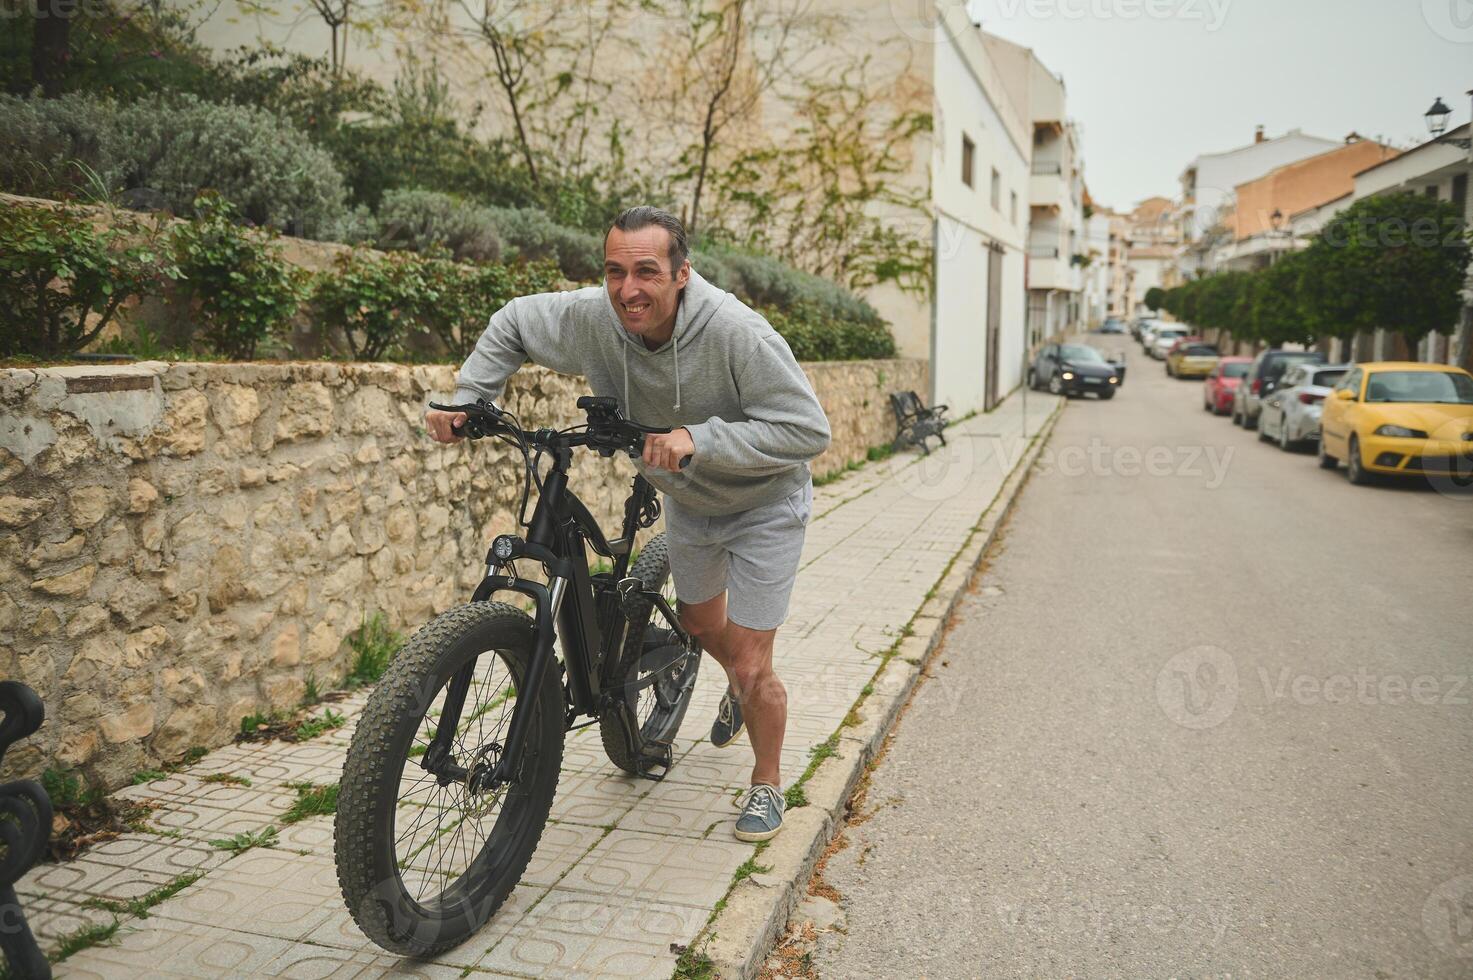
[{"x1": 420, "y1": 442, "x2": 687, "y2": 791}]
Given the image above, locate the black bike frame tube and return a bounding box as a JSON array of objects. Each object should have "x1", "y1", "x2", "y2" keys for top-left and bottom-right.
[{"x1": 555, "y1": 523, "x2": 602, "y2": 717}]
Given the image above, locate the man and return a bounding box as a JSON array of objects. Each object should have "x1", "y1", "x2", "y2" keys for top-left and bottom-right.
[{"x1": 424, "y1": 206, "x2": 830, "y2": 842}]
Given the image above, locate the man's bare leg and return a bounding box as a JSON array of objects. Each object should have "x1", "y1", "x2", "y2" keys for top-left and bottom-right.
[{"x1": 678, "y1": 593, "x2": 787, "y2": 787}]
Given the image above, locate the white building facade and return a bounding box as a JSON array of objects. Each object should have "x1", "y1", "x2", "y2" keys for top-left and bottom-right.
[{"x1": 926, "y1": 7, "x2": 1033, "y2": 414}]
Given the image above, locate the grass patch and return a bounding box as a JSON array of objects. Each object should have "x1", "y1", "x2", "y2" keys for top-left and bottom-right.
[
  {"x1": 345, "y1": 611, "x2": 403, "y2": 687},
  {"x1": 129, "y1": 769, "x2": 168, "y2": 785},
  {"x1": 302, "y1": 670, "x2": 322, "y2": 706},
  {"x1": 200, "y1": 773, "x2": 252, "y2": 787},
  {"x1": 784, "y1": 785, "x2": 809, "y2": 809},
  {"x1": 282, "y1": 782, "x2": 339, "y2": 824},
  {"x1": 239, "y1": 708, "x2": 291, "y2": 739},
  {"x1": 48, "y1": 918, "x2": 121, "y2": 964},
  {"x1": 209, "y1": 826, "x2": 278, "y2": 856},
  {"x1": 41, "y1": 767, "x2": 153, "y2": 862},
  {"x1": 294, "y1": 708, "x2": 345, "y2": 741},
  {"x1": 671, "y1": 944, "x2": 716, "y2": 980},
  {"x1": 83, "y1": 871, "x2": 204, "y2": 919}
]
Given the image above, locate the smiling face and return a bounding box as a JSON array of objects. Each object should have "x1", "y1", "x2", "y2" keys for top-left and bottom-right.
[{"x1": 604, "y1": 225, "x2": 690, "y2": 346}]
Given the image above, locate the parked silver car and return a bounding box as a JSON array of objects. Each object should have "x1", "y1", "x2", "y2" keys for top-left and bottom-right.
[
  {"x1": 1148, "y1": 328, "x2": 1188, "y2": 360},
  {"x1": 1257, "y1": 362, "x2": 1350, "y2": 450}
]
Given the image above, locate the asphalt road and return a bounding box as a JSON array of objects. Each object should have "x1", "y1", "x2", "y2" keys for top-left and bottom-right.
[{"x1": 808, "y1": 338, "x2": 1473, "y2": 979}]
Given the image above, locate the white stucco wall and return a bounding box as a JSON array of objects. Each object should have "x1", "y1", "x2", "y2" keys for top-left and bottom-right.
[{"x1": 930, "y1": 16, "x2": 1031, "y2": 415}]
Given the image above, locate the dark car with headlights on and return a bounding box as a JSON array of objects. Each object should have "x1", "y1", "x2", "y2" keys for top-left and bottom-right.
[{"x1": 1029, "y1": 343, "x2": 1124, "y2": 399}]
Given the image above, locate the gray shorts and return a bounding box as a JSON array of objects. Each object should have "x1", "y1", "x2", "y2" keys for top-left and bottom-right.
[{"x1": 661, "y1": 480, "x2": 813, "y2": 631}]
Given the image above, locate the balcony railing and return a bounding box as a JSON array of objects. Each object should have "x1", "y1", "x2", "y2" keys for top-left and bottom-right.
[
  {"x1": 1028, "y1": 246, "x2": 1060, "y2": 258},
  {"x1": 1031, "y1": 161, "x2": 1064, "y2": 175}
]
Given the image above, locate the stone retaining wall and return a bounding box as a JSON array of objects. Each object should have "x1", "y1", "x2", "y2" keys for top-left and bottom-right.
[{"x1": 0, "y1": 357, "x2": 925, "y2": 787}]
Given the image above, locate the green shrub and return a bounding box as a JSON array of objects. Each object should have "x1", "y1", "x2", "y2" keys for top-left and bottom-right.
[
  {"x1": 374, "y1": 188, "x2": 506, "y2": 262},
  {"x1": 310, "y1": 248, "x2": 437, "y2": 360},
  {"x1": 761, "y1": 303, "x2": 897, "y2": 362},
  {"x1": 365, "y1": 189, "x2": 604, "y2": 283},
  {"x1": 0, "y1": 202, "x2": 177, "y2": 358},
  {"x1": 0, "y1": 92, "x2": 350, "y2": 237},
  {"x1": 170, "y1": 193, "x2": 309, "y2": 359},
  {"x1": 414, "y1": 255, "x2": 563, "y2": 359}
]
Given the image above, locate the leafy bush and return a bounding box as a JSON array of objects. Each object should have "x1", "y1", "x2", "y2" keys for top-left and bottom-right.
[
  {"x1": 310, "y1": 248, "x2": 436, "y2": 361},
  {"x1": 0, "y1": 91, "x2": 350, "y2": 237},
  {"x1": 414, "y1": 255, "x2": 563, "y2": 359},
  {"x1": 761, "y1": 304, "x2": 897, "y2": 362},
  {"x1": 365, "y1": 189, "x2": 602, "y2": 282},
  {"x1": 372, "y1": 188, "x2": 506, "y2": 262},
  {"x1": 0, "y1": 202, "x2": 177, "y2": 358},
  {"x1": 694, "y1": 244, "x2": 885, "y2": 327},
  {"x1": 170, "y1": 194, "x2": 309, "y2": 359}
]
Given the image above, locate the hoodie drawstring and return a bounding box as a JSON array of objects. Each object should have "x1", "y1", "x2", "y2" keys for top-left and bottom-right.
[{"x1": 622, "y1": 324, "x2": 681, "y2": 415}]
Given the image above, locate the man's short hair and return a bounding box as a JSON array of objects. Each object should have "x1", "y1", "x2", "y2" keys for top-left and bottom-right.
[{"x1": 607, "y1": 206, "x2": 689, "y2": 274}]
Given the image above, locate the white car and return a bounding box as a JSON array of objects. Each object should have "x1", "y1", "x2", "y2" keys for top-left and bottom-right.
[
  {"x1": 1139, "y1": 321, "x2": 1162, "y2": 348},
  {"x1": 1149, "y1": 328, "x2": 1187, "y2": 359},
  {"x1": 1257, "y1": 362, "x2": 1350, "y2": 450}
]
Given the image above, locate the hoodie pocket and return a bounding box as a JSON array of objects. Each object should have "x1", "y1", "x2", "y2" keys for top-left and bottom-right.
[{"x1": 783, "y1": 481, "x2": 813, "y2": 527}]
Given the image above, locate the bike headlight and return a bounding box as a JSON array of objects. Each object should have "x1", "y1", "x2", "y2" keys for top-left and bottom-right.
[
  {"x1": 1374, "y1": 425, "x2": 1427, "y2": 438},
  {"x1": 491, "y1": 534, "x2": 519, "y2": 560}
]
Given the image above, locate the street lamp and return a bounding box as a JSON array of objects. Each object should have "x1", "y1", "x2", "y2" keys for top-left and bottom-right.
[{"x1": 1424, "y1": 92, "x2": 1472, "y2": 150}]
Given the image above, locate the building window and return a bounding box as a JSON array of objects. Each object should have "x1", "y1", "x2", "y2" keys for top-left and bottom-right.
[
  {"x1": 1453, "y1": 174, "x2": 1468, "y2": 213},
  {"x1": 1425, "y1": 185, "x2": 1439, "y2": 199},
  {"x1": 991, "y1": 168, "x2": 1001, "y2": 210},
  {"x1": 961, "y1": 134, "x2": 975, "y2": 188},
  {"x1": 1010, "y1": 191, "x2": 1018, "y2": 225}
]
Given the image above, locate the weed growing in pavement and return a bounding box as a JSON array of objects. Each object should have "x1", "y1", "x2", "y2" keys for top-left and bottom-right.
[
  {"x1": 282, "y1": 782, "x2": 339, "y2": 823},
  {"x1": 83, "y1": 871, "x2": 204, "y2": 919},
  {"x1": 784, "y1": 785, "x2": 810, "y2": 809},
  {"x1": 210, "y1": 826, "x2": 279, "y2": 856},
  {"x1": 130, "y1": 769, "x2": 168, "y2": 785},
  {"x1": 42, "y1": 767, "x2": 155, "y2": 861},
  {"x1": 294, "y1": 708, "x2": 345, "y2": 741},
  {"x1": 345, "y1": 611, "x2": 403, "y2": 687},
  {"x1": 671, "y1": 944, "x2": 716, "y2": 980},
  {"x1": 200, "y1": 773, "x2": 252, "y2": 787},
  {"x1": 45, "y1": 919, "x2": 121, "y2": 966},
  {"x1": 302, "y1": 670, "x2": 322, "y2": 705}
]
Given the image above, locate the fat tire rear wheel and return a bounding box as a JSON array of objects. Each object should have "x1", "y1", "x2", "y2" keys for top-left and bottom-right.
[
  {"x1": 598, "y1": 532, "x2": 702, "y2": 775},
  {"x1": 335, "y1": 602, "x2": 564, "y2": 957}
]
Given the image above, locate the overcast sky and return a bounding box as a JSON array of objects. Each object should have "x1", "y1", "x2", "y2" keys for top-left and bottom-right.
[{"x1": 968, "y1": 0, "x2": 1472, "y2": 211}]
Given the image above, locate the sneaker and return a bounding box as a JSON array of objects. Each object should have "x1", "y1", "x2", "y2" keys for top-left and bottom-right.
[
  {"x1": 710, "y1": 688, "x2": 744, "y2": 747},
  {"x1": 734, "y1": 784, "x2": 785, "y2": 842}
]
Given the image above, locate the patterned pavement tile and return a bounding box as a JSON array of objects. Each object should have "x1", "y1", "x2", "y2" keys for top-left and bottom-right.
[
  {"x1": 555, "y1": 830, "x2": 748, "y2": 908},
  {"x1": 149, "y1": 851, "x2": 340, "y2": 943},
  {"x1": 61, "y1": 919, "x2": 295, "y2": 978},
  {"x1": 476, "y1": 887, "x2": 707, "y2": 979}
]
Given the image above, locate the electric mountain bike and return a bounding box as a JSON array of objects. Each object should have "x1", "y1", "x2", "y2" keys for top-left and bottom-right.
[{"x1": 334, "y1": 395, "x2": 703, "y2": 956}]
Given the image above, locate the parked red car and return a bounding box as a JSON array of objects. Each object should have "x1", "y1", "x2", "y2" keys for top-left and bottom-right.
[{"x1": 1203, "y1": 357, "x2": 1252, "y2": 415}]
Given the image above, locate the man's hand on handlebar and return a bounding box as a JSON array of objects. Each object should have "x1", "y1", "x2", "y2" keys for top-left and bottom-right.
[
  {"x1": 425, "y1": 408, "x2": 468, "y2": 443},
  {"x1": 644, "y1": 428, "x2": 694, "y2": 472}
]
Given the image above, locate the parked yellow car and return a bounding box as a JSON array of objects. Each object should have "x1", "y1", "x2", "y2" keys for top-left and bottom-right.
[
  {"x1": 1166, "y1": 341, "x2": 1220, "y2": 379},
  {"x1": 1318, "y1": 362, "x2": 1473, "y2": 485}
]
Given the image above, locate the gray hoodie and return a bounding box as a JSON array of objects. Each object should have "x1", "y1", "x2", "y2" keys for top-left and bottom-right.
[{"x1": 452, "y1": 269, "x2": 832, "y2": 516}]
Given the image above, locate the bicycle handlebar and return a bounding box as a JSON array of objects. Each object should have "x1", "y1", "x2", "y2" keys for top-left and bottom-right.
[{"x1": 428, "y1": 398, "x2": 691, "y2": 469}]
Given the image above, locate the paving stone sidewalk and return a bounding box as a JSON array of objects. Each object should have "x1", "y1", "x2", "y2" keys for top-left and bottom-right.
[{"x1": 23, "y1": 389, "x2": 1059, "y2": 979}]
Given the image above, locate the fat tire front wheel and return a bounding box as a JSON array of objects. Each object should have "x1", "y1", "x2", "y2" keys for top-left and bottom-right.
[{"x1": 335, "y1": 602, "x2": 564, "y2": 957}]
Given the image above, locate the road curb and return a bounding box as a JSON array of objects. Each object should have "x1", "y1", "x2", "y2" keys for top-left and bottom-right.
[{"x1": 697, "y1": 400, "x2": 1065, "y2": 979}]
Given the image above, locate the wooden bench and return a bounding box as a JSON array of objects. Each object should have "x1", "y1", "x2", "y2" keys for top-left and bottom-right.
[{"x1": 889, "y1": 390, "x2": 949, "y2": 455}]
